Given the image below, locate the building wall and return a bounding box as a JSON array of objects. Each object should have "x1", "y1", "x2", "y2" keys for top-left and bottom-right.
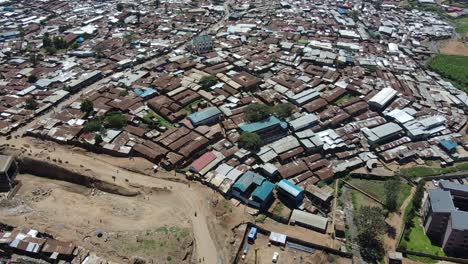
[{"x1": 442, "y1": 221, "x2": 468, "y2": 257}]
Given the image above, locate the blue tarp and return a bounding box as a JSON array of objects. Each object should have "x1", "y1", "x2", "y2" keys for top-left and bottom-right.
[
  {"x1": 133, "y1": 87, "x2": 156, "y2": 98},
  {"x1": 439, "y1": 139, "x2": 457, "y2": 152}
]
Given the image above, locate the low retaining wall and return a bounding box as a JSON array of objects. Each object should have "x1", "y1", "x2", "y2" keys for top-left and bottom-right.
[
  {"x1": 18, "y1": 156, "x2": 139, "y2": 197},
  {"x1": 232, "y1": 222, "x2": 352, "y2": 264},
  {"x1": 404, "y1": 250, "x2": 468, "y2": 264}
]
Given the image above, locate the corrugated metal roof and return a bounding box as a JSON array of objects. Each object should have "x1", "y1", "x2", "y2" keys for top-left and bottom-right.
[
  {"x1": 252, "y1": 181, "x2": 275, "y2": 202},
  {"x1": 277, "y1": 179, "x2": 303, "y2": 198},
  {"x1": 290, "y1": 209, "x2": 328, "y2": 231},
  {"x1": 188, "y1": 107, "x2": 221, "y2": 125},
  {"x1": 239, "y1": 116, "x2": 286, "y2": 133}
]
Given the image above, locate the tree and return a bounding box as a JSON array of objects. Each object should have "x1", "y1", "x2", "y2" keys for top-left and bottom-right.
[
  {"x1": 355, "y1": 206, "x2": 386, "y2": 262},
  {"x1": 171, "y1": 22, "x2": 176, "y2": 29},
  {"x1": 274, "y1": 103, "x2": 293, "y2": 118},
  {"x1": 191, "y1": 17, "x2": 196, "y2": 23},
  {"x1": 28, "y1": 75, "x2": 38, "y2": 83},
  {"x1": 117, "y1": 3, "x2": 124, "y2": 11},
  {"x1": 104, "y1": 112, "x2": 127, "y2": 129},
  {"x1": 83, "y1": 119, "x2": 103, "y2": 132},
  {"x1": 244, "y1": 103, "x2": 272, "y2": 122},
  {"x1": 42, "y1": 33, "x2": 52, "y2": 47},
  {"x1": 119, "y1": 90, "x2": 129, "y2": 97},
  {"x1": 80, "y1": 99, "x2": 94, "y2": 114},
  {"x1": 94, "y1": 134, "x2": 103, "y2": 145},
  {"x1": 384, "y1": 179, "x2": 400, "y2": 212},
  {"x1": 25, "y1": 97, "x2": 38, "y2": 110},
  {"x1": 199, "y1": 75, "x2": 218, "y2": 89},
  {"x1": 239, "y1": 132, "x2": 262, "y2": 151},
  {"x1": 154, "y1": 0, "x2": 160, "y2": 8},
  {"x1": 30, "y1": 54, "x2": 38, "y2": 66}
]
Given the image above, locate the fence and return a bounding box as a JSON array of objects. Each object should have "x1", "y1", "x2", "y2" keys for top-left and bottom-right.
[{"x1": 232, "y1": 222, "x2": 352, "y2": 264}]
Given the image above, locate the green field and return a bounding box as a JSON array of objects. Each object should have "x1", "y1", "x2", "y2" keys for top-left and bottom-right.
[
  {"x1": 402, "y1": 217, "x2": 445, "y2": 263},
  {"x1": 454, "y1": 17, "x2": 468, "y2": 35},
  {"x1": 400, "y1": 162, "x2": 468, "y2": 178},
  {"x1": 349, "y1": 179, "x2": 411, "y2": 209},
  {"x1": 427, "y1": 54, "x2": 468, "y2": 92}
]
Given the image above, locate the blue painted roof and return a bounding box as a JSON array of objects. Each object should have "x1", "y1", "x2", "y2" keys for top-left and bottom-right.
[
  {"x1": 133, "y1": 87, "x2": 156, "y2": 98},
  {"x1": 277, "y1": 179, "x2": 303, "y2": 198},
  {"x1": 76, "y1": 37, "x2": 85, "y2": 43},
  {"x1": 239, "y1": 116, "x2": 287, "y2": 133},
  {"x1": 248, "y1": 227, "x2": 257, "y2": 238},
  {"x1": 252, "y1": 181, "x2": 275, "y2": 203},
  {"x1": 439, "y1": 139, "x2": 457, "y2": 151},
  {"x1": 232, "y1": 171, "x2": 265, "y2": 193},
  {"x1": 337, "y1": 7, "x2": 347, "y2": 15},
  {"x1": 188, "y1": 106, "x2": 221, "y2": 124}
]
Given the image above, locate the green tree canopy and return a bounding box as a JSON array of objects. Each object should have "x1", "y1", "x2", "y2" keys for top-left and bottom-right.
[
  {"x1": 274, "y1": 103, "x2": 294, "y2": 118},
  {"x1": 28, "y1": 75, "x2": 38, "y2": 83},
  {"x1": 239, "y1": 132, "x2": 262, "y2": 151},
  {"x1": 244, "y1": 103, "x2": 272, "y2": 122},
  {"x1": 94, "y1": 134, "x2": 103, "y2": 145},
  {"x1": 199, "y1": 75, "x2": 218, "y2": 89},
  {"x1": 384, "y1": 179, "x2": 400, "y2": 212},
  {"x1": 25, "y1": 97, "x2": 38, "y2": 110},
  {"x1": 104, "y1": 112, "x2": 127, "y2": 129},
  {"x1": 80, "y1": 99, "x2": 94, "y2": 114},
  {"x1": 355, "y1": 206, "x2": 386, "y2": 262},
  {"x1": 83, "y1": 119, "x2": 102, "y2": 132}
]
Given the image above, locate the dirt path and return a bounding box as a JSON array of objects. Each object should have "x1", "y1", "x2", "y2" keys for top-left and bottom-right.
[
  {"x1": 385, "y1": 186, "x2": 416, "y2": 252},
  {"x1": 1, "y1": 136, "x2": 226, "y2": 263}
]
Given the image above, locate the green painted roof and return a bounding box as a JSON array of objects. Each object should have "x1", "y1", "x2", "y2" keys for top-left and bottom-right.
[
  {"x1": 252, "y1": 181, "x2": 275, "y2": 203},
  {"x1": 232, "y1": 171, "x2": 265, "y2": 193},
  {"x1": 239, "y1": 116, "x2": 287, "y2": 133}
]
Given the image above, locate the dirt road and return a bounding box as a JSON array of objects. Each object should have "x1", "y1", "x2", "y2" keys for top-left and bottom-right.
[{"x1": 1, "y1": 136, "x2": 226, "y2": 263}]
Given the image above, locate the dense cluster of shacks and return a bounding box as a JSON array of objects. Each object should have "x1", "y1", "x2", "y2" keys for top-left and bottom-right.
[
  {"x1": 0, "y1": 0, "x2": 223, "y2": 135},
  {"x1": 1, "y1": 0, "x2": 468, "y2": 241},
  {"x1": 0, "y1": 226, "x2": 108, "y2": 263}
]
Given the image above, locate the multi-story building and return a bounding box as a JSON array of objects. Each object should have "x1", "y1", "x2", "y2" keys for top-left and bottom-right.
[{"x1": 423, "y1": 181, "x2": 468, "y2": 257}]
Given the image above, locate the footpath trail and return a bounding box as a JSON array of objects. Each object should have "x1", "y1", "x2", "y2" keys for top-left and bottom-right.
[{"x1": 1, "y1": 136, "x2": 222, "y2": 263}]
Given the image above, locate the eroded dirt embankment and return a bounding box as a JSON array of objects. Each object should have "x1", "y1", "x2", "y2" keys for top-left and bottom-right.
[{"x1": 17, "y1": 156, "x2": 139, "y2": 197}]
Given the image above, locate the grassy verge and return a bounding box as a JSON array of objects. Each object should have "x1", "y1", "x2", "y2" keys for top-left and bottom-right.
[
  {"x1": 402, "y1": 217, "x2": 445, "y2": 263},
  {"x1": 400, "y1": 162, "x2": 468, "y2": 178},
  {"x1": 143, "y1": 110, "x2": 174, "y2": 128},
  {"x1": 183, "y1": 99, "x2": 203, "y2": 114},
  {"x1": 427, "y1": 54, "x2": 468, "y2": 93},
  {"x1": 454, "y1": 17, "x2": 468, "y2": 36},
  {"x1": 349, "y1": 179, "x2": 411, "y2": 208},
  {"x1": 335, "y1": 94, "x2": 355, "y2": 105}
]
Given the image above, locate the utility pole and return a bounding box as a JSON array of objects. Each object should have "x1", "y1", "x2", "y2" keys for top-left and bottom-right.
[{"x1": 254, "y1": 248, "x2": 259, "y2": 264}]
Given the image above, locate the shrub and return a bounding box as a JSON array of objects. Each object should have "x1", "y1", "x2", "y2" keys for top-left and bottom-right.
[
  {"x1": 25, "y1": 97, "x2": 38, "y2": 110},
  {"x1": 104, "y1": 112, "x2": 127, "y2": 129},
  {"x1": 273, "y1": 103, "x2": 293, "y2": 118},
  {"x1": 80, "y1": 99, "x2": 94, "y2": 114},
  {"x1": 244, "y1": 103, "x2": 272, "y2": 122},
  {"x1": 83, "y1": 120, "x2": 102, "y2": 132},
  {"x1": 199, "y1": 75, "x2": 218, "y2": 89},
  {"x1": 239, "y1": 132, "x2": 262, "y2": 150}
]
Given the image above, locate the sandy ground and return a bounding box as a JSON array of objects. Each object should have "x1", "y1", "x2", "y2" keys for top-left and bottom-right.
[
  {"x1": 439, "y1": 39, "x2": 468, "y2": 56},
  {"x1": 1, "y1": 136, "x2": 234, "y2": 264},
  {"x1": 1, "y1": 135, "x2": 343, "y2": 263}
]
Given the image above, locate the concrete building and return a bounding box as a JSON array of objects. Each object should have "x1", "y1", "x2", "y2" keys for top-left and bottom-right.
[
  {"x1": 0, "y1": 155, "x2": 18, "y2": 192},
  {"x1": 289, "y1": 209, "x2": 328, "y2": 233},
  {"x1": 422, "y1": 182, "x2": 468, "y2": 257},
  {"x1": 362, "y1": 122, "x2": 403, "y2": 146},
  {"x1": 190, "y1": 35, "x2": 212, "y2": 54},
  {"x1": 368, "y1": 87, "x2": 397, "y2": 110}
]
